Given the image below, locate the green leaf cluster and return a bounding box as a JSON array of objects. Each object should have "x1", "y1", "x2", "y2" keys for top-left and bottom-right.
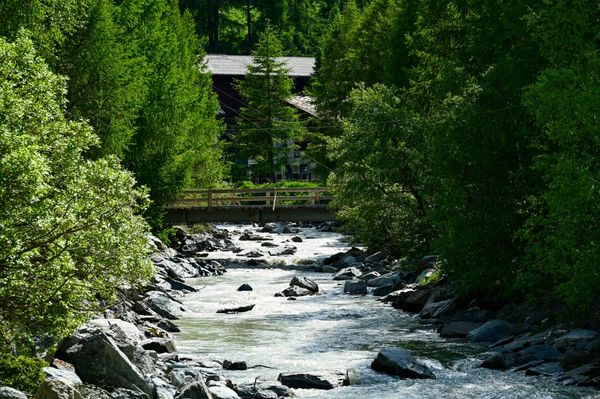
[
  {"x1": 318, "y1": 0, "x2": 600, "y2": 315},
  {"x1": 0, "y1": 33, "x2": 152, "y2": 358}
]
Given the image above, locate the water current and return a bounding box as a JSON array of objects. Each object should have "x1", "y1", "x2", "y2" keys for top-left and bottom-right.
[{"x1": 176, "y1": 224, "x2": 598, "y2": 399}]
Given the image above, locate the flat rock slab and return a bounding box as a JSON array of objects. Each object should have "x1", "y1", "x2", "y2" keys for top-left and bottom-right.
[
  {"x1": 467, "y1": 320, "x2": 512, "y2": 343},
  {"x1": 371, "y1": 348, "x2": 436, "y2": 379},
  {"x1": 277, "y1": 372, "x2": 348, "y2": 390},
  {"x1": 217, "y1": 304, "x2": 255, "y2": 314}
]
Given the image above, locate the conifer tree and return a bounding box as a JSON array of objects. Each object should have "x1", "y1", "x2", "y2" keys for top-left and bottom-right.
[{"x1": 232, "y1": 24, "x2": 306, "y2": 181}]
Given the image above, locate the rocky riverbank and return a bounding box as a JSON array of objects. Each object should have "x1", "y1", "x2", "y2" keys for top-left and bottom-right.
[{"x1": 3, "y1": 222, "x2": 598, "y2": 399}]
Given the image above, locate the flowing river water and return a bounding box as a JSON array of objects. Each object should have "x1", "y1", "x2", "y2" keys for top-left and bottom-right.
[{"x1": 175, "y1": 224, "x2": 598, "y2": 399}]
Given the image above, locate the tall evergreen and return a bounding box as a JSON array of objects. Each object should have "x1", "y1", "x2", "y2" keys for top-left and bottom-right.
[{"x1": 232, "y1": 25, "x2": 306, "y2": 181}]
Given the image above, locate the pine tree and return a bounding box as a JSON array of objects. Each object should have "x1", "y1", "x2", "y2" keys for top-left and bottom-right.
[{"x1": 232, "y1": 24, "x2": 306, "y2": 181}]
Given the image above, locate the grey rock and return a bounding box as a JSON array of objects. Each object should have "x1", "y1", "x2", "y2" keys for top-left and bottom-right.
[
  {"x1": 208, "y1": 386, "x2": 239, "y2": 399},
  {"x1": 343, "y1": 280, "x2": 367, "y2": 295},
  {"x1": 0, "y1": 387, "x2": 27, "y2": 399},
  {"x1": 364, "y1": 251, "x2": 388, "y2": 264},
  {"x1": 78, "y1": 385, "x2": 112, "y2": 399},
  {"x1": 290, "y1": 276, "x2": 319, "y2": 293},
  {"x1": 277, "y1": 286, "x2": 314, "y2": 297},
  {"x1": 391, "y1": 287, "x2": 434, "y2": 313},
  {"x1": 480, "y1": 351, "x2": 518, "y2": 370},
  {"x1": 360, "y1": 271, "x2": 381, "y2": 281},
  {"x1": 217, "y1": 304, "x2": 255, "y2": 314},
  {"x1": 367, "y1": 272, "x2": 402, "y2": 288},
  {"x1": 33, "y1": 377, "x2": 83, "y2": 399},
  {"x1": 57, "y1": 331, "x2": 153, "y2": 397},
  {"x1": 277, "y1": 372, "x2": 348, "y2": 390},
  {"x1": 525, "y1": 362, "x2": 564, "y2": 377},
  {"x1": 268, "y1": 246, "x2": 297, "y2": 256},
  {"x1": 111, "y1": 388, "x2": 149, "y2": 399},
  {"x1": 43, "y1": 367, "x2": 82, "y2": 385},
  {"x1": 420, "y1": 299, "x2": 456, "y2": 320},
  {"x1": 372, "y1": 285, "x2": 394, "y2": 297},
  {"x1": 141, "y1": 337, "x2": 176, "y2": 354},
  {"x1": 175, "y1": 378, "x2": 213, "y2": 399},
  {"x1": 555, "y1": 329, "x2": 599, "y2": 351},
  {"x1": 518, "y1": 344, "x2": 562, "y2": 362},
  {"x1": 237, "y1": 284, "x2": 253, "y2": 292},
  {"x1": 467, "y1": 320, "x2": 512, "y2": 343},
  {"x1": 260, "y1": 242, "x2": 278, "y2": 248},
  {"x1": 223, "y1": 360, "x2": 247, "y2": 370},
  {"x1": 371, "y1": 348, "x2": 435, "y2": 379},
  {"x1": 438, "y1": 321, "x2": 483, "y2": 338},
  {"x1": 332, "y1": 267, "x2": 362, "y2": 281},
  {"x1": 290, "y1": 236, "x2": 303, "y2": 243},
  {"x1": 145, "y1": 291, "x2": 185, "y2": 320}
]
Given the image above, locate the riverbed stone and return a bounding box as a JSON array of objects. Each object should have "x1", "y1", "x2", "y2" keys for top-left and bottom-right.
[
  {"x1": 371, "y1": 348, "x2": 435, "y2": 379},
  {"x1": 343, "y1": 280, "x2": 367, "y2": 295},
  {"x1": 367, "y1": 272, "x2": 402, "y2": 288},
  {"x1": 438, "y1": 321, "x2": 482, "y2": 338},
  {"x1": 33, "y1": 377, "x2": 83, "y2": 399},
  {"x1": 391, "y1": 287, "x2": 434, "y2": 313},
  {"x1": 175, "y1": 378, "x2": 213, "y2": 399},
  {"x1": 364, "y1": 251, "x2": 388, "y2": 264},
  {"x1": 518, "y1": 344, "x2": 562, "y2": 362},
  {"x1": 145, "y1": 291, "x2": 185, "y2": 320},
  {"x1": 480, "y1": 351, "x2": 518, "y2": 370},
  {"x1": 223, "y1": 360, "x2": 247, "y2": 370},
  {"x1": 277, "y1": 286, "x2": 314, "y2": 297},
  {"x1": 237, "y1": 284, "x2": 253, "y2": 292},
  {"x1": 467, "y1": 320, "x2": 512, "y2": 343},
  {"x1": 372, "y1": 284, "x2": 394, "y2": 297},
  {"x1": 208, "y1": 385, "x2": 239, "y2": 399},
  {"x1": 555, "y1": 329, "x2": 599, "y2": 351},
  {"x1": 333, "y1": 267, "x2": 362, "y2": 281},
  {"x1": 420, "y1": 298, "x2": 456, "y2": 320},
  {"x1": 290, "y1": 276, "x2": 319, "y2": 293},
  {"x1": 142, "y1": 337, "x2": 176, "y2": 354},
  {"x1": 525, "y1": 362, "x2": 564, "y2": 377},
  {"x1": 269, "y1": 246, "x2": 297, "y2": 256},
  {"x1": 277, "y1": 372, "x2": 348, "y2": 390},
  {"x1": 57, "y1": 330, "x2": 153, "y2": 397},
  {"x1": 43, "y1": 367, "x2": 83, "y2": 385},
  {"x1": 0, "y1": 387, "x2": 27, "y2": 399}
]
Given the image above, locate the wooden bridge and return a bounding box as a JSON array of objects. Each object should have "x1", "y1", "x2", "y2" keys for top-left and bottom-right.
[{"x1": 165, "y1": 187, "x2": 336, "y2": 224}]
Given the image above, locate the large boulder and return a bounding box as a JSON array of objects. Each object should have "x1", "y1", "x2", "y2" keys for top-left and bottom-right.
[
  {"x1": 391, "y1": 287, "x2": 434, "y2": 313},
  {"x1": 0, "y1": 387, "x2": 27, "y2": 399},
  {"x1": 277, "y1": 286, "x2": 314, "y2": 297},
  {"x1": 420, "y1": 299, "x2": 456, "y2": 321},
  {"x1": 43, "y1": 367, "x2": 83, "y2": 385},
  {"x1": 332, "y1": 267, "x2": 362, "y2": 281},
  {"x1": 367, "y1": 272, "x2": 402, "y2": 288},
  {"x1": 56, "y1": 330, "x2": 153, "y2": 397},
  {"x1": 555, "y1": 329, "x2": 599, "y2": 351},
  {"x1": 438, "y1": 321, "x2": 483, "y2": 338},
  {"x1": 208, "y1": 385, "x2": 239, "y2": 399},
  {"x1": 290, "y1": 276, "x2": 319, "y2": 293},
  {"x1": 144, "y1": 291, "x2": 185, "y2": 320},
  {"x1": 467, "y1": 320, "x2": 512, "y2": 343},
  {"x1": 371, "y1": 348, "x2": 435, "y2": 379},
  {"x1": 480, "y1": 351, "x2": 518, "y2": 370},
  {"x1": 363, "y1": 251, "x2": 388, "y2": 264},
  {"x1": 277, "y1": 372, "x2": 348, "y2": 390},
  {"x1": 33, "y1": 377, "x2": 83, "y2": 399},
  {"x1": 237, "y1": 284, "x2": 253, "y2": 292},
  {"x1": 175, "y1": 378, "x2": 213, "y2": 399},
  {"x1": 234, "y1": 382, "x2": 296, "y2": 399},
  {"x1": 343, "y1": 280, "x2": 367, "y2": 295}
]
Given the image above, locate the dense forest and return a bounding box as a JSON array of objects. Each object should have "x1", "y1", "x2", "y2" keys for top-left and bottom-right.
[{"x1": 0, "y1": 0, "x2": 599, "y2": 391}]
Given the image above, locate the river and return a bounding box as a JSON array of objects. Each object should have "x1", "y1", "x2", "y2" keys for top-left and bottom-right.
[{"x1": 175, "y1": 224, "x2": 598, "y2": 399}]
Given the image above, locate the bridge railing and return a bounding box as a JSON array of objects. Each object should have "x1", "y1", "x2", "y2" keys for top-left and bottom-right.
[{"x1": 168, "y1": 187, "x2": 333, "y2": 209}]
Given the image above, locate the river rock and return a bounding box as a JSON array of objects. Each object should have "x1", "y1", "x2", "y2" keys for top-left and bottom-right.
[
  {"x1": 78, "y1": 385, "x2": 112, "y2": 399},
  {"x1": 260, "y1": 242, "x2": 278, "y2": 248},
  {"x1": 269, "y1": 246, "x2": 297, "y2": 256},
  {"x1": 557, "y1": 361, "x2": 600, "y2": 386},
  {"x1": 234, "y1": 382, "x2": 296, "y2": 399},
  {"x1": 43, "y1": 367, "x2": 83, "y2": 385},
  {"x1": 223, "y1": 360, "x2": 247, "y2": 371},
  {"x1": 438, "y1": 321, "x2": 482, "y2": 338},
  {"x1": 525, "y1": 362, "x2": 564, "y2": 377},
  {"x1": 360, "y1": 271, "x2": 381, "y2": 281},
  {"x1": 480, "y1": 351, "x2": 518, "y2": 370},
  {"x1": 364, "y1": 251, "x2": 388, "y2": 264},
  {"x1": 332, "y1": 267, "x2": 362, "y2": 281},
  {"x1": 217, "y1": 304, "x2": 255, "y2": 314},
  {"x1": 239, "y1": 233, "x2": 270, "y2": 241},
  {"x1": 33, "y1": 377, "x2": 82, "y2": 399},
  {"x1": 420, "y1": 298, "x2": 456, "y2": 320},
  {"x1": 142, "y1": 337, "x2": 176, "y2": 353},
  {"x1": 0, "y1": 387, "x2": 27, "y2": 399},
  {"x1": 367, "y1": 272, "x2": 402, "y2": 288},
  {"x1": 372, "y1": 285, "x2": 394, "y2": 297},
  {"x1": 467, "y1": 320, "x2": 512, "y2": 343},
  {"x1": 111, "y1": 388, "x2": 150, "y2": 398},
  {"x1": 208, "y1": 385, "x2": 239, "y2": 399},
  {"x1": 237, "y1": 284, "x2": 253, "y2": 291},
  {"x1": 322, "y1": 247, "x2": 363, "y2": 266},
  {"x1": 291, "y1": 236, "x2": 303, "y2": 243},
  {"x1": 290, "y1": 276, "x2": 319, "y2": 293},
  {"x1": 518, "y1": 344, "x2": 562, "y2": 362},
  {"x1": 343, "y1": 280, "x2": 367, "y2": 295},
  {"x1": 175, "y1": 378, "x2": 213, "y2": 399},
  {"x1": 391, "y1": 287, "x2": 434, "y2": 313},
  {"x1": 555, "y1": 329, "x2": 599, "y2": 351},
  {"x1": 277, "y1": 286, "x2": 314, "y2": 297},
  {"x1": 277, "y1": 372, "x2": 348, "y2": 390},
  {"x1": 56, "y1": 330, "x2": 153, "y2": 397},
  {"x1": 145, "y1": 291, "x2": 185, "y2": 320},
  {"x1": 371, "y1": 348, "x2": 435, "y2": 379}
]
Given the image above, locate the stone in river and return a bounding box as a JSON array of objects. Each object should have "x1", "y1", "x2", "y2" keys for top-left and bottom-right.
[
  {"x1": 371, "y1": 348, "x2": 436, "y2": 379},
  {"x1": 217, "y1": 304, "x2": 255, "y2": 314},
  {"x1": 276, "y1": 286, "x2": 314, "y2": 297},
  {"x1": 343, "y1": 280, "x2": 367, "y2": 295},
  {"x1": 333, "y1": 267, "x2": 362, "y2": 281},
  {"x1": 237, "y1": 284, "x2": 253, "y2": 292},
  {"x1": 277, "y1": 372, "x2": 348, "y2": 390},
  {"x1": 223, "y1": 360, "x2": 248, "y2": 370},
  {"x1": 290, "y1": 276, "x2": 319, "y2": 293},
  {"x1": 467, "y1": 320, "x2": 512, "y2": 343}
]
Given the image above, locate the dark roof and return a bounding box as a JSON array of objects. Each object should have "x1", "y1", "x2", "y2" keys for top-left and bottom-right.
[{"x1": 204, "y1": 54, "x2": 315, "y2": 77}]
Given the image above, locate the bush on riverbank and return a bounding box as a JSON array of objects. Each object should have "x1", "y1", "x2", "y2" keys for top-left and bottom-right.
[{"x1": 0, "y1": 34, "x2": 152, "y2": 382}]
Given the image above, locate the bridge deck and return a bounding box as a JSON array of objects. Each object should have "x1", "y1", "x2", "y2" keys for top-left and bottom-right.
[{"x1": 165, "y1": 188, "x2": 336, "y2": 224}]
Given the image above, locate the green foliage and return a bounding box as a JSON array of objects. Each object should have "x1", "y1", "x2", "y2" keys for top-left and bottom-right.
[
  {"x1": 231, "y1": 25, "x2": 306, "y2": 181},
  {"x1": 329, "y1": 84, "x2": 431, "y2": 256},
  {"x1": 0, "y1": 354, "x2": 46, "y2": 393},
  {"x1": 0, "y1": 34, "x2": 153, "y2": 353}
]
